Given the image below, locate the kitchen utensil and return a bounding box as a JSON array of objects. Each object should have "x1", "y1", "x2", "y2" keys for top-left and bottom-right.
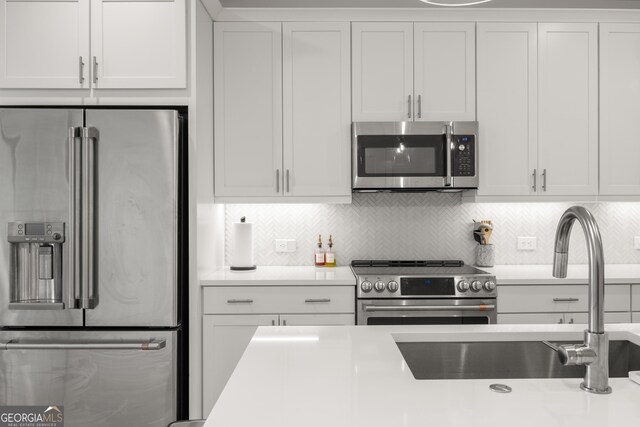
[
  {"x1": 480, "y1": 226, "x2": 492, "y2": 245},
  {"x1": 473, "y1": 231, "x2": 483, "y2": 245}
]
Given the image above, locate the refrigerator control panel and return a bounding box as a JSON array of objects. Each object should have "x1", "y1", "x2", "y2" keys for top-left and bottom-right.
[{"x1": 7, "y1": 222, "x2": 65, "y2": 243}]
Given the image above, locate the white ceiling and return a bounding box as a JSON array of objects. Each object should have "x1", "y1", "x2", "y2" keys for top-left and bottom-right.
[{"x1": 217, "y1": 0, "x2": 640, "y2": 8}]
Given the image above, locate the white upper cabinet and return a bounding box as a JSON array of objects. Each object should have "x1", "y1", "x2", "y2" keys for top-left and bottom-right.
[
  {"x1": 0, "y1": 0, "x2": 90, "y2": 88},
  {"x1": 282, "y1": 22, "x2": 351, "y2": 197},
  {"x1": 477, "y1": 23, "x2": 538, "y2": 196},
  {"x1": 414, "y1": 23, "x2": 475, "y2": 121},
  {"x1": 0, "y1": 0, "x2": 186, "y2": 89},
  {"x1": 90, "y1": 0, "x2": 186, "y2": 89},
  {"x1": 476, "y1": 22, "x2": 597, "y2": 198},
  {"x1": 600, "y1": 23, "x2": 640, "y2": 195},
  {"x1": 351, "y1": 22, "x2": 413, "y2": 121},
  {"x1": 352, "y1": 22, "x2": 475, "y2": 122},
  {"x1": 214, "y1": 22, "x2": 283, "y2": 198},
  {"x1": 537, "y1": 23, "x2": 598, "y2": 196},
  {"x1": 214, "y1": 21, "x2": 351, "y2": 203}
]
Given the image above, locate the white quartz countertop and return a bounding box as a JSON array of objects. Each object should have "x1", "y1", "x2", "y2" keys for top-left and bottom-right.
[
  {"x1": 485, "y1": 264, "x2": 640, "y2": 285},
  {"x1": 205, "y1": 323, "x2": 640, "y2": 427},
  {"x1": 199, "y1": 266, "x2": 356, "y2": 286},
  {"x1": 199, "y1": 264, "x2": 640, "y2": 286}
]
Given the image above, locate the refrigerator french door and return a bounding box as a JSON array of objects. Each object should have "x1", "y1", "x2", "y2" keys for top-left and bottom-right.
[{"x1": 0, "y1": 108, "x2": 184, "y2": 426}]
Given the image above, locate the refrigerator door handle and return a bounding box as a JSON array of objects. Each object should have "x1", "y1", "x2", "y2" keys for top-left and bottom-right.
[
  {"x1": 81, "y1": 127, "x2": 98, "y2": 309},
  {"x1": 0, "y1": 338, "x2": 166, "y2": 351},
  {"x1": 68, "y1": 127, "x2": 83, "y2": 309}
]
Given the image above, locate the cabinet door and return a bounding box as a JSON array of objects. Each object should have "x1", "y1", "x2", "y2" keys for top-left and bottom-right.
[
  {"x1": 633, "y1": 285, "x2": 640, "y2": 312},
  {"x1": 414, "y1": 22, "x2": 475, "y2": 121},
  {"x1": 498, "y1": 313, "x2": 565, "y2": 325},
  {"x1": 538, "y1": 23, "x2": 598, "y2": 196},
  {"x1": 351, "y1": 22, "x2": 413, "y2": 121},
  {"x1": 0, "y1": 0, "x2": 89, "y2": 88},
  {"x1": 476, "y1": 23, "x2": 537, "y2": 196},
  {"x1": 214, "y1": 22, "x2": 283, "y2": 198},
  {"x1": 202, "y1": 314, "x2": 278, "y2": 416},
  {"x1": 477, "y1": 23, "x2": 538, "y2": 196},
  {"x1": 279, "y1": 314, "x2": 355, "y2": 326},
  {"x1": 599, "y1": 24, "x2": 640, "y2": 195},
  {"x1": 90, "y1": 0, "x2": 186, "y2": 88},
  {"x1": 282, "y1": 22, "x2": 351, "y2": 197},
  {"x1": 633, "y1": 312, "x2": 640, "y2": 323}
]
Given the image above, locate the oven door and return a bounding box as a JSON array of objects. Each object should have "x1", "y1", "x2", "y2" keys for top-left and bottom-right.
[
  {"x1": 352, "y1": 122, "x2": 447, "y2": 190},
  {"x1": 357, "y1": 299, "x2": 497, "y2": 325}
]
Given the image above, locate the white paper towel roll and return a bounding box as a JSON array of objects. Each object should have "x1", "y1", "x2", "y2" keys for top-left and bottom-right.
[{"x1": 230, "y1": 218, "x2": 256, "y2": 270}]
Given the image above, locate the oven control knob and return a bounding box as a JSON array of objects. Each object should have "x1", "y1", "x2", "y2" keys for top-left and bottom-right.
[
  {"x1": 483, "y1": 280, "x2": 496, "y2": 292},
  {"x1": 471, "y1": 280, "x2": 483, "y2": 292},
  {"x1": 374, "y1": 281, "x2": 386, "y2": 292},
  {"x1": 387, "y1": 281, "x2": 399, "y2": 292},
  {"x1": 457, "y1": 280, "x2": 470, "y2": 292},
  {"x1": 361, "y1": 281, "x2": 372, "y2": 293}
]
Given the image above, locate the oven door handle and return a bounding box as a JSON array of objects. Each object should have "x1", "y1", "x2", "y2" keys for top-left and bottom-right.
[{"x1": 363, "y1": 304, "x2": 495, "y2": 312}]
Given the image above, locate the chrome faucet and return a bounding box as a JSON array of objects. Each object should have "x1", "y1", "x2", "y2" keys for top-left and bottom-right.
[{"x1": 546, "y1": 206, "x2": 611, "y2": 394}]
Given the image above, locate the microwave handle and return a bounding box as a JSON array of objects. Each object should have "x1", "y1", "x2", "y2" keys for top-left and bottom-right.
[{"x1": 444, "y1": 122, "x2": 453, "y2": 187}]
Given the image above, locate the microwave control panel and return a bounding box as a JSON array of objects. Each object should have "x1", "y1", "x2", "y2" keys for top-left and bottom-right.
[{"x1": 452, "y1": 135, "x2": 475, "y2": 177}]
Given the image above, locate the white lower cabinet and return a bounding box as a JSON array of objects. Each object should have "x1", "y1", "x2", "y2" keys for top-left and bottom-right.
[
  {"x1": 202, "y1": 285, "x2": 355, "y2": 416},
  {"x1": 497, "y1": 284, "x2": 631, "y2": 324},
  {"x1": 498, "y1": 312, "x2": 630, "y2": 325},
  {"x1": 202, "y1": 314, "x2": 278, "y2": 416},
  {"x1": 633, "y1": 312, "x2": 640, "y2": 323},
  {"x1": 633, "y1": 285, "x2": 640, "y2": 311}
]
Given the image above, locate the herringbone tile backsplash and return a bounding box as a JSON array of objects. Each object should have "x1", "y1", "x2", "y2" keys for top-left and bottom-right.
[{"x1": 225, "y1": 193, "x2": 640, "y2": 266}]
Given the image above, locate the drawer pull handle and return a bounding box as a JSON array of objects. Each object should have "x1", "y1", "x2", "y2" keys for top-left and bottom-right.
[
  {"x1": 227, "y1": 299, "x2": 254, "y2": 304},
  {"x1": 553, "y1": 298, "x2": 579, "y2": 302},
  {"x1": 305, "y1": 298, "x2": 331, "y2": 303}
]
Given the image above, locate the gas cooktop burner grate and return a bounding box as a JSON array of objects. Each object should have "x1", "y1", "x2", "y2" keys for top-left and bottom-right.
[{"x1": 350, "y1": 260, "x2": 465, "y2": 268}]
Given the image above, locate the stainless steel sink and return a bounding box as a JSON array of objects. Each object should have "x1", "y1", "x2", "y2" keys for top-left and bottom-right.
[{"x1": 396, "y1": 340, "x2": 640, "y2": 380}]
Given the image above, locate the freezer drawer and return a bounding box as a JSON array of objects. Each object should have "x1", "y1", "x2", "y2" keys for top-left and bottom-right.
[{"x1": 0, "y1": 330, "x2": 178, "y2": 427}]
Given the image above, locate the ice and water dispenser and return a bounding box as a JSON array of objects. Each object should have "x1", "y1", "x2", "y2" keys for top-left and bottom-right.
[{"x1": 7, "y1": 222, "x2": 65, "y2": 309}]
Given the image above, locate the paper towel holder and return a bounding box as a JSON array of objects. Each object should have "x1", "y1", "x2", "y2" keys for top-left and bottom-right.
[{"x1": 230, "y1": 217, "x2": 257, "y2": 271}]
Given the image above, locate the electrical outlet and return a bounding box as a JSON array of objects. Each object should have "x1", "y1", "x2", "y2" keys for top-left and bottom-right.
[
  {"x1": 517, "y1": 237, "x2": 537, "y2": 251},
  {"x1": 634, "y1": 236, "x2": 640, "y2": 250},
  {"x1": 275, "y1": 239, "x2": 296, "y2": 253}
]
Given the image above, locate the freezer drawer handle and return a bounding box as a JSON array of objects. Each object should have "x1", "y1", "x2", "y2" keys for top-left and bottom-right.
[
  {"x1": 227, "y1": 299, "x2": 254, "y2": 304},
  {"x1": 305, "y1": 298, "x2": 331, "y2": 303},
  {"x1": 363, "y1": 304, "x2": 495, "y2": 312},
  {"x1": 0, "y1": 338, "x2": 166, "y2": 351},
  {"x1": 553, "y1": 298, "x2": 579, "y2": 302}
]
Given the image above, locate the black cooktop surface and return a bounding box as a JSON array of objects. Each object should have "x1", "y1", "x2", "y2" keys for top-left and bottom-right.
[{"x1": 350, "y1": 260, "x2": 491, "y2": 276}]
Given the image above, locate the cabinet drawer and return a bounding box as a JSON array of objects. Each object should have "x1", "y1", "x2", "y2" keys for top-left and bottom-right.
[
  {"x1": 633, "y1": 285, "x2": 640, "y2": 311},
  {"x1": 498, "y1": 285, "x2": 629, "y2": 313},
  {"x1": 565, "y1": 312, "x2": 631, "y2": 324},
  {"x1": 203, "y1": 286, "x2": 355, "y2": 314}
]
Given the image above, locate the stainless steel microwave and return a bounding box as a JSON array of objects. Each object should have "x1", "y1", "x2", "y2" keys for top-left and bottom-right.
[{"x1": 352, "y1": 121, "x2": 479, "y2": 191}]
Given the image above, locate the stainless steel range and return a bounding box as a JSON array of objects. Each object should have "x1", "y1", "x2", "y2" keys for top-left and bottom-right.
[{"x1": 351, "y1": 260, "x2": 497, "y2": 325}]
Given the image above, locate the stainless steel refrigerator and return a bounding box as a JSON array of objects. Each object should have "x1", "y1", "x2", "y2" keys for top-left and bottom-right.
[{"x1": 0, "y1": 108, "x2": 187, "y2": 426}]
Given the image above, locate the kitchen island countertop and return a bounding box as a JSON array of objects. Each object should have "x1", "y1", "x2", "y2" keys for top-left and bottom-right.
[{"x1": 205, "y1": 323, "x2": 640, "y2": 427}]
